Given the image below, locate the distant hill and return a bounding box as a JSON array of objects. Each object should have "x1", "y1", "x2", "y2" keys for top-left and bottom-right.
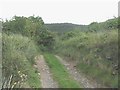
[
  {"x1": 45, "y1": 23, "x2": 88, "y2": 33},
  {"x1": 45, "y1": 18, "x2": 118, "y2": 33}
]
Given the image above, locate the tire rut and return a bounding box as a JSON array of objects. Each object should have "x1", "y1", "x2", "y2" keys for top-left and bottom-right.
[
  {"x1": 35, "y1": 55, "x2": 58, "y2": 88},
  {"x1": 55, "y1": 55, "x2": 103, "y2": 88}
]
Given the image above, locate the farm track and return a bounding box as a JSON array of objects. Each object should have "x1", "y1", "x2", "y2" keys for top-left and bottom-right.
[
  {"x1": 35, "y1": 55, "x2": 58, "y2": 88},
  {"x1": 35, "y1": 54, "x2": 105, "y2": 88}
]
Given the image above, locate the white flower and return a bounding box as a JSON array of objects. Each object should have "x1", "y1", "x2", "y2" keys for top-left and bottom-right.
[{"x1": 18, "y1": 71, "x2": 20, "y2": 73}]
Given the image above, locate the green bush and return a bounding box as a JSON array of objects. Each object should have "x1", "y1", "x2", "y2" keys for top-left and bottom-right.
[
  {"x1": 55, "y1": 30, "x2": 118, "y2": 87},
  {"x1": 3, "y1": 16, "x2": 55, "y2": 51},
  {"x1": 2, "y1": 33, "x2": 41, "y2": 88}
]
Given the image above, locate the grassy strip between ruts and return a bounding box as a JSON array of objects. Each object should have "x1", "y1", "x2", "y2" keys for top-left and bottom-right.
[{"x1": 44, "y1": 53, "x2": 81, "y2": 88}]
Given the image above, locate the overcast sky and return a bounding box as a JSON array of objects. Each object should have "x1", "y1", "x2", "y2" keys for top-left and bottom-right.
[{"x1": 0, "y1": 0, "x2": 119, "y2": 25}]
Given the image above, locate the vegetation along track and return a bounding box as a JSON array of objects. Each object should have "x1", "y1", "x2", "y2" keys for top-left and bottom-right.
[
  {"x1": 35, "y1": 54, "x2": 107, "y2": 88},
  {"x1": 55, "y1": 55, "x2": 106, "y2": 88}
]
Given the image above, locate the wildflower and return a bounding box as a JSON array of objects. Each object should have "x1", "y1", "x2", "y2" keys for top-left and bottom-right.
[{"x1": 18, "y1": 71, "x2": 20, "y2": 74}]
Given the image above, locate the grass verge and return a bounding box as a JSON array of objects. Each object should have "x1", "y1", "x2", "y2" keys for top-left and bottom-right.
[
  {"x1": 26, "y1": 61, "x2": 41, "y2": 88},
  {"x1": 2, "y1": 33, "x2": 41, "y2": 88},
  {"x1": 78, "y1": 63, "x2": 118, "y2": 88}
]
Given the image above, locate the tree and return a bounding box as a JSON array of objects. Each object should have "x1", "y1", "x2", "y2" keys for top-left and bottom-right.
[
  {"x1": 3, "y1": 16, "x2": 26, "y2": 34},
  {"x1": 3, "y1": 16, "x2": 55, "y2": 51},
  {"x1": 88, "y1": 22, "x2": 100, "y2": 32}
]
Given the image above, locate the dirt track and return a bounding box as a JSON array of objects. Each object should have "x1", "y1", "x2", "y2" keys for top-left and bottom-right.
[
  {"x1": 35, "y1": 55, "x2": 104, "y2": 88},
  {"x1": 35, "y1": 55, "x2": 58, "y2": 88},
  {"x1": 55, "y1": 55, "x2": 102, "y2": 88}
]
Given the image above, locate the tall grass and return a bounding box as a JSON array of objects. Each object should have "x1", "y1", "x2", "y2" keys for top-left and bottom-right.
[{"x1": 2, "y1": 33, "x2": 41, "y2": 88}]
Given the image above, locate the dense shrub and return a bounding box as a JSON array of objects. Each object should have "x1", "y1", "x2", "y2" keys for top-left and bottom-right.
[
  {"x1": 2, "y1": 16, "x2": 55, "y2": 51},
  {"x1": 2, "y1": 33, "x2": 40, "y2": 88},
  {"x1": 55, "y1": 30, "x2": 118, "y2": 87}
]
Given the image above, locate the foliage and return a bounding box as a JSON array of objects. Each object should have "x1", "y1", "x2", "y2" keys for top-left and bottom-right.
[
  {"x1": 2, "y1": 33, "x2": 41, "y2": 88},
  {"x1": 45, "y1": 23, "x2": 87, "y2": 33},
  {"x1": 1, "y1": 15, "x2": 118, "y2": 88},
  {"x1": 2, "y1": 16, "x2": 26, "y2": 34},
  {"x1": 35, "y1": 29, "x2": 55, "y2": 51},
  {"x1": 55, "y1": 29, "x2": 118, "y2": 87},
  {"x1": 2, "y1": 16, "x2": 55, "y2": 51},
  {"x1": 46, "y1": 18, "x2": 118, "y2": 33}
]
